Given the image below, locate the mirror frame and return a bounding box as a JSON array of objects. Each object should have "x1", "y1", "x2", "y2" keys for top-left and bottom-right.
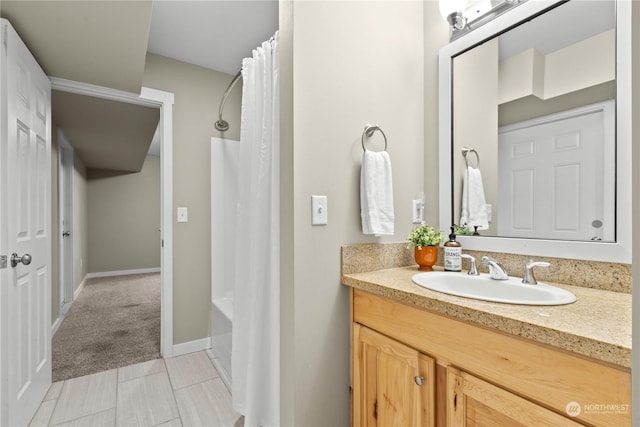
[{"x1": 438, "y1": 0, "x2": 631, "y2": 263}]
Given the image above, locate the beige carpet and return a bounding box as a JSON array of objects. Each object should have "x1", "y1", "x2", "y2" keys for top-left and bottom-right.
[{"x1": 52, "y1": 273, "x2": 161, "y2": 382}]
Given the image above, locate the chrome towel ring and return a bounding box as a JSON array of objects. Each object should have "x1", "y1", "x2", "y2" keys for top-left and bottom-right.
[
  {"x1": 361, "y1": 124, "x2": 388, "y2": 152},
  {"x1": 462, "y1": 147, "x2": 479, "y2": 168}
]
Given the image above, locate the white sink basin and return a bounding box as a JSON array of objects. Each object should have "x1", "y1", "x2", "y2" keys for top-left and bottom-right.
[{"x1": 412, "y1": 272, "x2": 576, "y2": 306}]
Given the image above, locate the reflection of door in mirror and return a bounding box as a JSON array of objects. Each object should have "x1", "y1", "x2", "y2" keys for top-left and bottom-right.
[
  {"x1": 497, "y1": 101, "x2": 615, "y2": 242},
  {"x1": 451, "y1": 0, "x2": 616, "y2": 241}
]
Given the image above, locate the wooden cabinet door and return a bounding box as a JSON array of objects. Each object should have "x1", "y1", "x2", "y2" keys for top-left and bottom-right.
[
  {"x1": 353, "y1": 324, "x2": 435, "y2": 427},
  {"x1": 446, "y1": 366, "x2": 584, "y2": 427}
]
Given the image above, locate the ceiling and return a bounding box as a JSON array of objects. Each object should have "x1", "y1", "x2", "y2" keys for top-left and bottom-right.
[
  {"x1": 1, "y1": 1, "x2": 153, "y2": 93},
  {"x1": 1, "y1": 1, "x2": 278, "y2": 172},
  {"x1": 52, "y1": 92, "x2": 160, "y2": 172},
  {"x1": 148, "y1": 1, "x2": 278, "y2": 75},
  {"x1": 498, "y1": 0, "x2": 615, "y2": 59}
]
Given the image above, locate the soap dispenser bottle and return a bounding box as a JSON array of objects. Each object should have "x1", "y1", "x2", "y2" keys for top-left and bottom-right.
[{"x1": 444, "y1": 226, "x2": 462, "y2": 272}]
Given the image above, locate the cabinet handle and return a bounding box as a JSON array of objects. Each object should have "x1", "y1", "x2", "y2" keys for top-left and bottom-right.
[{"x1": 414, "y1": 375, "x2": 424, "y2": 386}]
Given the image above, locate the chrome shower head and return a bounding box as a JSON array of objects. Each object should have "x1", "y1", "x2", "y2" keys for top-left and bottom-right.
[
  {"x1": 214, "y1": 70, "x2": 242, "y2": 133},
  {"x1": 214, "y1": 120, "x2": 230, "y2": 132}
]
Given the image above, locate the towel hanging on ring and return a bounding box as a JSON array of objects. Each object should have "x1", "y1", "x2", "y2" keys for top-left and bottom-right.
[
  {"x1": 460, "y1": 165, "x2": 489, "y2": 230},
  {"x1": 361, "y1": 151, "x2": 394, "y2": 236},
  {"x1": 360, "y1": 125, "x2": 394, "y2": 236}
]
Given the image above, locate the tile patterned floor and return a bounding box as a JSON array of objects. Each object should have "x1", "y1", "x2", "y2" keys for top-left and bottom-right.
[{"x1": 29, "y1": 351, "x2": 243, "y2": 427}]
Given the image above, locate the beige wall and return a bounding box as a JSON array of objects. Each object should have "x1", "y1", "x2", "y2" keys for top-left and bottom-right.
[
  {"x1": 424, "y1": 3, "x2": 451, "y2": 227},
  {"x1": 279, "y1": 1, "x2": 446, "y2": 424},
  {"x1": 498, "y1": 30, "x2": 614, "y2": 104},
  {"x1": 87, "y1": 155, "x2": 160, "y2": 273},
  {"x1": 279, "y1": 3, "x2": 294, "y2": 423},
  {"x1": 453, "y1": 38, "x2": 498, "y2": 234},
  {"x1": 142, "y1": 53, "x2": 242, "y2": 344},
  {"x1": 544, "y1": 29, "x2": 615, "y2": 99},
  {"x1": 631, "y1": 2, "x2": 639, "y2": 421},
  {"x1": 499, "y1": 48, "x2": 545, "y2": 103}
]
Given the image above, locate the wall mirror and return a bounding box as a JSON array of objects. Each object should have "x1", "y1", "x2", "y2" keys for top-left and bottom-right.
[{"x1": 438, "y1": 0, "x2": 631, "y2": 263}]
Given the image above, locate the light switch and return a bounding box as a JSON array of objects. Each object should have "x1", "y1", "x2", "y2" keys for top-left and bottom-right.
[
  {"x1": 311, "y1": 195, "x2": 328, "y2": 225},
  {"x1": 177, "y1": 207, "x2": 188, "y2": 223}
]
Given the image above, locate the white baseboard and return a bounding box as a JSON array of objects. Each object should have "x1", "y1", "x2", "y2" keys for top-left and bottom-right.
[
  {"x1": 74, "y1": 275, "x2": 88, "y2": 300},
  {"x1": 60, "y1": 301, "x2": 72, "y2": 316},
  {"x1": 170, "y1": 337, "x2": 212, "y2": 358},
  {"x1": 52, "y1": 277, "x2": 86, "y2": 336},
  {"x1": 86, "y1": 267, "x2": 161, "y2": 279},
  {"x1": 51, "y1": 316, "x2": 63, "y2": 336}
]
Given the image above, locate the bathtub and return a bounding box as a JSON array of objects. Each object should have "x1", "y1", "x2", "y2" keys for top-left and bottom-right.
[
  {"x1": 210, "y1": 296, "x2": 232, "y2": 391},
  {"x1": 210, "y1": 138, "x2": 240, "y2": 393}
]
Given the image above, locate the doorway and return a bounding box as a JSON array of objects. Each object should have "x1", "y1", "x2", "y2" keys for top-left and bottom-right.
[
  {"x1": 57, "y1": 130, "x2": 74, "y2": 318},
  {"x1": 497, "y1": 101, "x2": 615, "y2": 241},
  {"x1": 50, "y1": 79, "x2": 175, "y2": 360}
]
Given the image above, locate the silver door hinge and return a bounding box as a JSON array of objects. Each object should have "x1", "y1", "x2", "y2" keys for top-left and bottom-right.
[{"x1": 0, "y1": 255, "x2": 7, "y2": 269}]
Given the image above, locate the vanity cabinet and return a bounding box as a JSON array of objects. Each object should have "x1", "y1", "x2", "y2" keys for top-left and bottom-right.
[
  {"x1": 352, "y1": 324, "x2": 435, "y2": 426},
  {"x1": 446, "y1": 367, "x2": 582, "y2": 426},
  {"x1": 350, "y1": 289, "x2": 631, "y2": 427}
]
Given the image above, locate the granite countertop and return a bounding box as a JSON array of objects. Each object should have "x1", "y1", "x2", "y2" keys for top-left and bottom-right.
[{"x1": 342, "y1": 266, "x2": 631, "y2": 369}]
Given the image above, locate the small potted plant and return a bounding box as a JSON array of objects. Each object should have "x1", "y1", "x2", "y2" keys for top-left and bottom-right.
[
  {"x1": 453, "y1": 224, "x2": 474, "y2": 236},
  {"x1": 408, "y1": 224, "x2": 445, "y2": 271}
]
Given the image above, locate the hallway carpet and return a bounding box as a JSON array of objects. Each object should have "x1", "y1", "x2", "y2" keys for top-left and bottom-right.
[{"x1": 52, "y1": 273, "x2": 161, "y2": 382}]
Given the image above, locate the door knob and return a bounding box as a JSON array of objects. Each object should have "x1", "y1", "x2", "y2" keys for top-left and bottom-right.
[
  {"x1": 11, "y1": 253, "x2": 32, "y2": 268},
  {"x1": 414, "y1": 376, "x2": 424, "y2": 386},
  {"x1": 62, "y1": 231, "x2": 70, "y2": 237}
]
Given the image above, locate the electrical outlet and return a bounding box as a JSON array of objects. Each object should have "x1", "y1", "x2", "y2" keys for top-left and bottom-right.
[{"x1": 412, "y1": 199, "x2": 424, "y2": 224}]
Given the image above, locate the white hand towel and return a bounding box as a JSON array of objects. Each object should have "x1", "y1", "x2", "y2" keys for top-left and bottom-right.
[
  {"x1": 360, "y1": 151, "x2": 394, "y2": 236},
  {"x1": 460, "y1": 166, "x2": 489, "y2": 230}
]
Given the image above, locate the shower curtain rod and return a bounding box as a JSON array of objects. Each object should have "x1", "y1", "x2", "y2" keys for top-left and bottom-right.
[{"x1": 214, "y1": 69, "x2": 242, "y2": 132}]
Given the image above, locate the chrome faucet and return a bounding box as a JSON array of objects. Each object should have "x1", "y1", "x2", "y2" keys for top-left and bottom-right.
[
  {"x1": 481, "y1": 256, "x2": 508, "y2": 280},
  {"x1": 522, "y1": 260, "x2": 550, "y2": 285},
  {"x1": 460, "y1": 254, "x2": 479, "y2": 276}
]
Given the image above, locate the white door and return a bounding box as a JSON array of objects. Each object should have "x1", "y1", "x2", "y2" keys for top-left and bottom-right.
[
  {"x1": 0, "y1": 19, "x2": 52, "y2": 427},
  {"x1": 58, "y1": 131, "x2": 74, "y2": 313},
  {"x1": 498, "y1": 102, "x2": 615, "y2": 242}
]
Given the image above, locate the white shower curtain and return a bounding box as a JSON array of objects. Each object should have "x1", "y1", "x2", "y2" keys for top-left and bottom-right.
[{"x1": 232, "y1": 33, "x2": 280, "y2": 427}]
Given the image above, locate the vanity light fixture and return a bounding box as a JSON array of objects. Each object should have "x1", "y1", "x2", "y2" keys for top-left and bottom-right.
[
  {"x1": 439, "y1": 0, "x2": 468, "y2": 31},
  {"x1": 441, "y1": 0, "x2": 527, "y2": 41}
]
